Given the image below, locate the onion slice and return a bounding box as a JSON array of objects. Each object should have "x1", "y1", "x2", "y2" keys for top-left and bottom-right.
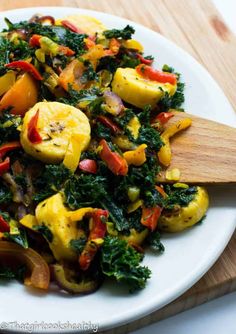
[{"x1": 0, "y1": 241, "x2": 50, "y2": 290}]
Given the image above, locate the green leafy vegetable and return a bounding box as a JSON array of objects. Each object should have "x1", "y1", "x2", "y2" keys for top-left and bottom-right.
[
  {"x1": 4, "y1": 228, "x2": 28, "y2": 248},
  {"x1": 0, "y1": 265, "x2": 26, "y2": 281},
  {"x1": 70, "y1": 237, "x2": 87, "y2": 255},
  {"x1": 164, "y1": 185, "x2": 197, "y2": 209},
  {"x1": 103, "y1": 25, "x2": 135, "y2": 40},
  {"x1": 0, "y1": 181, "x2": 12, "y2": 204},
  {"x1": 34, "y1": 225, "x2": 53, "y2": 243},
  {"x1": 146, "y1": 231, "x2": 165, "y2": 253},
  {"x1": 0, "y1": 109, "x2": 22, "y2": 145},
  {"x1": 33, "y1": 164, "x2": 71, "y2": 202},
  {"x1": 101, "y1": 236, "x2": 151, "y2": 292}
]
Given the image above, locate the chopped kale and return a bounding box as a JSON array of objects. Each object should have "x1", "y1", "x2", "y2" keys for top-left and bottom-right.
[
  {"x1": 0, "y1": 265, "x2": 26, "y2": 282},
  {"x1": 103, "y1": 25, "x2": 135, "y2": 40},
  {"x1": 33, "y1": 164, "x2": 71, "y2": 202},
  {"x1": 146, "y1": 231, "x2": 165, "y2": 253},
  {"x1": 58, "y1": 87, "x2": 101, "y2": 107},
  {"x1": 64, "y1": 174, "x2": 108, "y2": 210},
  {"x1": 120, "y1": 53, "x2": 140, "y2": 68},
  {"x1": 159, "y1": 67, "x2": 185, "y2": 111},
  {"x1": 164, "y1": 185, "x2": 197, "y2": 209},
  {"x1": 34, "y1": 225, "x2": 53, "y2": 243},
  {"x1": 0, "y1": 109, "x2": 22, "y2": 145},
  {"x1": 100, "y1": 196, "x2": 129, "y2": 231},
  {"x1": 127, "y1": 209, "x2": 146, "y2": 233},
  {"x1": 4, "y1": 228, "x2": 28, "y2": 248},
  {"x1": 70, "y1": 237, "x2": 87, "y2": 255},
  {"x1": 93, "y1": 123, "x2": 112, "y2": 141},
  {"x1": 0, "y1": 181, "x2": 12, "y2": 204},
  {"x1": 101, "y1": 236, "x2": 151, "y2": 292},
  {"x1": 137, "y1": 126, "x2": 163, "y2": 151},
  {"x1": 80, "y1": 62, "x2": 98, "y2": 84}
]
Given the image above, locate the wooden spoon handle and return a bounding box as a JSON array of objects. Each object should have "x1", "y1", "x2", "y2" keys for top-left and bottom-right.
[{"x1": 159, "y1": 111, "x2": 236, "y2": 184}]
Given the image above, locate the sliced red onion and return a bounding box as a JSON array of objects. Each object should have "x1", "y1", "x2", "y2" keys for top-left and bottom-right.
[
  {"x1": 103, "y1": 91, "x2": 124, "y2": 116},
  {"x1": 2, "y1": 173, "x2": 24, "y2": 204}
]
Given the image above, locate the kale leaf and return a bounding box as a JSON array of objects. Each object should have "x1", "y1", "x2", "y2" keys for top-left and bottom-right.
[
  {"x1": 70, "y1": 237, "x2": 87, "y2": 255},
  {"x1": 146, "y1": 231, "x2": 165, "y2": 253},
  {"x1": 101, "y1": 236, "x2": 151, "y2": 292},
  {"x1": 64, "y1": 174, "x2": 108, "y2": 210},
  {"x1": 0, "y1": 265, "x2": 26, "y2": 281},
  {"x1": 4, "y1": 228, "x2": 28, "y2": 248},
  {"x1": 34, "y1": 225, "x2": 53, "y2": 243},
  {"x1": 0, "y1": 109, "x2": 22, "y2": 145},
  {"x1": 103, "y1": 25, "x2": 135, "y2": 40},
  {"x1": 0, "y1": 181, "x2": 12, "y2": 204},
  {"x1": 33, "y1": 164, "x2": 71, "y2": 202},
  {"x1": 164, "y1": 185, "x2": 197, "y2": 209}
]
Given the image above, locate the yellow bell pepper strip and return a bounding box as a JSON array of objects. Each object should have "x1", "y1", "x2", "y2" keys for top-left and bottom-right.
[
  {"x1": 79, "y1": 209, "x2": 109, "y2": 271},
  {"x1": 63, "y1": 133, "x2": 88, "y2": 172},
  {"x1": 66, "y1": 207, "x2": 95, "y2": 222},
  {"x1": 27, "y1": 109, "x2": 42, "y2": 144},
  {"x1": 136, "y1": 64, "x2": 177, "y2": 85},
  {"x1": 123, "y1": 144, "x2": 147, "y2": 166},
  {"x1": 141, "y1": 206, "x2": 162, "y2": 231},
  {"x1": 122, "y1": 39, "x2": 144, "y2": 53},
  {"x1": 0, "y1": 157, "x2": 10, "y2": 175},
  {"x1": 158, "y1": 118, "x2": 192, "y2": 166},
  {"x1": 0, "y1": 241, "x2": 50, "y2": 290},
  {"x1": 0, "y1": 73, "x2": 38, "y2": 116},
  {"x1": 5, "y1": 61, "x2": 43, "y2": 81},
  {"x1": 99, "y1": 139, "x2": 128, "y2": 176},
  {"x1": 126, "y1": 116, "x2": 141, "y2": 139},
  {"x1": 127, "y1": 199, "x2": 143, "y2": 214},
  {"x1": 20, "y1": 214, "x2": 38, "y2": 230},
  {"x1": 0, "y1": 71, "x2": 16, "y2": 96}
]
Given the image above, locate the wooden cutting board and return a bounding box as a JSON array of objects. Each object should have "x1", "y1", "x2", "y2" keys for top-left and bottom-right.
[{"x1": 1, "y1": 0, "x2": 236, "y2": 332}]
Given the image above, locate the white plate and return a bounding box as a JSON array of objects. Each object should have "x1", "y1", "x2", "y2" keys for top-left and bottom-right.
[{"x1": 0, "y1": 7, "x2": 236, "y2": 334}]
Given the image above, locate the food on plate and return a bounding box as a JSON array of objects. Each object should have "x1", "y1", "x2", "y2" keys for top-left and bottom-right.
[{"x1": 0, "y1": 13, "x2": 209, "y2": 294}]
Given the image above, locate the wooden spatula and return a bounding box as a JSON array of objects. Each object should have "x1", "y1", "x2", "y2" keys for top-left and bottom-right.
[{"x1": 158, "y1": 111, "x2": 236, "y2": 184}]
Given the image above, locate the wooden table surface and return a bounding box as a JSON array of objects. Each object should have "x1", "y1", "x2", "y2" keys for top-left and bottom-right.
[{"x1": 1, "y1": 1, "x2": 236, "y2": 333}]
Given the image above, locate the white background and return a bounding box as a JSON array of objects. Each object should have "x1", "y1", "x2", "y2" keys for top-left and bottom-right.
[{"x1": 132, "y1": 1, "x2": 236, "y2": 333}]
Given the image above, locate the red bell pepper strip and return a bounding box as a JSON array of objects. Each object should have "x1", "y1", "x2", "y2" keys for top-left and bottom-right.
[
  {"x1": 58, "y1": 45, "x2": 75, "y2": 56},
  {"x1": 27, "y1": 109, "x2": 42, "y2": 144},
  {"x1": 0, "y1": 157, "x2": 10, "y2": 176},
  {"x1": 61, "y1": 20, "x2": 85, "y2": 34},
  {"x1": 79, "y1": 209, "x2": 108, "y2": 271},
  {"x1": 141, "y1": 206, "x2": 162, "y2": 231},
  {"x1": 136, "y1": 64, "x2": 177, "y2": 85},
  {"x1": 152, "y1": 112, "x2": 174, "y2": 125},
  {"x1": 5, "y1": 61, "x2": 43, "y2": 81},
  {"x1": 97, "y1": 116, "x2": 122, "y2": 134},
  {"x1": 137, "y1": 54, "x2": 153, "y2": 65},
  {"x1": 0, "y1": 215, "x2": 10, "y2": 233},
  {"x1": 79, "y1": 159, "x2": 98, "y2": 174},
  {"x1": 155, "y1": 185, "x2": 167, "y2": 199},
  {"x1": 99, "y1": 139, "x2": 128, "y2": 176},
  {"x1": 29, "y1": 34, "x2": 42, "y2": 47},
  {"x1": 0, "y1": 141, "x2": 21, "y2": 158}
]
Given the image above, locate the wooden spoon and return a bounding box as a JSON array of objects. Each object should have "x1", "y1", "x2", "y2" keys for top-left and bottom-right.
[{"x1": 158, "y1": 111, "x2": 236, "y2": 184}]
